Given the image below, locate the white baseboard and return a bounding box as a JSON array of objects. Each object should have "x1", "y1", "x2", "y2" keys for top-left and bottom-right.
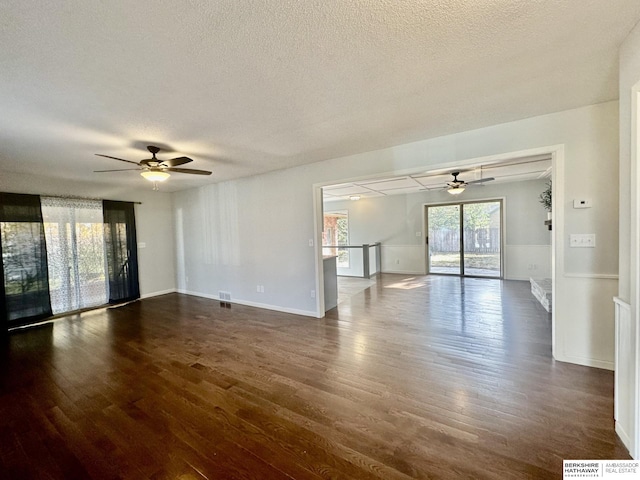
[
  {"x1": 381, "y1": 269, "x2": 425, "y2": 275},
  {"x1": 176, "y1": 289, "x2": 318, "y2": 318},
  {"x1": 140, "y1": 288, "x2": 177, "y2": 299},
  {"x1": 176, "y1": 288, "x2": 217, "y2": 300},
  {"x1": 553, "y1": 352, "x2": 614, "y2": 371},
  {"x1": 234, "y1": 298, "x2": 317, "y2": 318},
  {"x1": 615, "y1": 422, "x2": 634, "y2": 458}
]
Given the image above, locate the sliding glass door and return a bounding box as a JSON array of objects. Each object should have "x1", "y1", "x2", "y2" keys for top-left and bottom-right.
[
  {"x1": 427, "y1": 200, "x2": 502, "y2": 278},
  {"x1": 427, "y1": 204, "x2": 461, "y2": 274},
  {"x1": 462, "y1": 201, "x2": 501, "y2": 276},
  {"x1": 0, "y1": 195, "x2": 140, "y2": 329},
  {"x1": 42, "y1": 198, "x2": 108, "y2": 314}
]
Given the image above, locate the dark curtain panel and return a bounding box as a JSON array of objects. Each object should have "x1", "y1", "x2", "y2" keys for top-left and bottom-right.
[
  {"x1": 103, "y1": 200, "x2": 140, "y2": 304},
  {"x1": 0, "y1": 193, "x2": 53, "y2": 329}
]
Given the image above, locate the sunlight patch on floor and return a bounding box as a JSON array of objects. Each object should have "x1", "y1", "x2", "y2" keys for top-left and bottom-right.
[
  {"x1": 337, "y1": 276, "x2": 376, "y2": 303},
  {"x1": 384, "y1": 277, "x2": 429, "y2": 290}
]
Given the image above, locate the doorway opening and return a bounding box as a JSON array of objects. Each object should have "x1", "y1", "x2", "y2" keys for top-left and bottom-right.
[{"x1": 426, "y1": 199, "x2": 503, "y2": 278}]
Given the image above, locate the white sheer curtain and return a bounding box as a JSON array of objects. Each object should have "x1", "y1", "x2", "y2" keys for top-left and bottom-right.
[{"x1": 41, "y1": 197, "x2": 108, "y2": 314}]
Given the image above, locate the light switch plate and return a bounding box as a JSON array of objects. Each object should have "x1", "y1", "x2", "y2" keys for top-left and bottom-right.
[{"x1": 569, "y1": 234, "x2": 596, "y2": 247}]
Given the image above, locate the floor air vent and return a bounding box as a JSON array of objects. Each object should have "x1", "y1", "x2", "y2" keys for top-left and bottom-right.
[{"x1": 219, "y1": 291, "x2": 231, "y2": 308}]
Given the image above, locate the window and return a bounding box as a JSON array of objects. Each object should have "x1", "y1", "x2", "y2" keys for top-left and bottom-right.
[
  {"x1": 0, "y1": 193, "x2": 52, "y2": 326},
  {"x1": 103, "y1": 200, "x2": 140, "y2": 304},
  {"x1": 323, "y1": 211, "x2": 349, "y2": 268},
  {"x1": 0, "y1": 194, "x2": 140, "y2": 330},
  {"x1": 42, "y1": 197, "x2": 108, "y2": 314}
]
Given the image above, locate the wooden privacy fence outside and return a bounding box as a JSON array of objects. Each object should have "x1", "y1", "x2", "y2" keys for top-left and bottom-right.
[{"x1": 430, "y1": 227, "x2": 500, "y2": 254}]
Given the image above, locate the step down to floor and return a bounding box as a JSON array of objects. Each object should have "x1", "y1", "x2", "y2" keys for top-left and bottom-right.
[{"x1": 530, "y1": 277, "x2": 552, "y2": 312}]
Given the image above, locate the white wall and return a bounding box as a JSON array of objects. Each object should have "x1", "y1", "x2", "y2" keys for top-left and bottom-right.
[
  {"x1": 616, "y1": 20, "x2": 640, "y2": 458},
  {"x1": 325, "y1": 179, "x2": 551, "y2": 280},
  {"x1": 174, "y1": 100, "x2": 619, "y2": 373},
  {"x1": 0, "y1": 171, "x2": 177, "y2": 298},
  {"x1": 173, "y1": 170, "x2": 319, "y2": 316}
]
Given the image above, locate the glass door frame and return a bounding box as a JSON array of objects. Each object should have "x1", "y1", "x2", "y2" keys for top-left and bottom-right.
[{"x1": 424, "y1": 198, "x2": 504, "y2": 279}]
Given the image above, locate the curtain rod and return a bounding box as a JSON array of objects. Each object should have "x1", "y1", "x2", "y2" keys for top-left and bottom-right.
[{"x1": 41, "y1": 194, "x2": 142, "y2": 205}]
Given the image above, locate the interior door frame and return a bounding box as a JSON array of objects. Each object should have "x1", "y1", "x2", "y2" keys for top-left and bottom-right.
[{"x1": 424, "y1": 198, "x2": 504, "y2": 279}]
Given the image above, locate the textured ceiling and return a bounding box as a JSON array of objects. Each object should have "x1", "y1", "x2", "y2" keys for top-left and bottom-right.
[{"x1": 1, "y1": 1, "x2": 639, "y2": 192}]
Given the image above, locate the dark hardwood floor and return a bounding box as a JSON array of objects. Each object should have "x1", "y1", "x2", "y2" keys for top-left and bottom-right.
[{"x1": 0, "y1": 274, "x2": 629, "y2": 479}]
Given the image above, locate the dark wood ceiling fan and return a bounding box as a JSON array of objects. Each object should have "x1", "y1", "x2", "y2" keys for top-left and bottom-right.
[{"x1": 94, "y1": 145, "x2": 212, "y2": 178}]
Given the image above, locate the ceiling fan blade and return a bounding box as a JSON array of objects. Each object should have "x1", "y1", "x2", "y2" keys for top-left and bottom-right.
[
  {"x1": 162, "y1": 156, "x2": 193, "y2": 167},
  {"x1": 95, "y1": 154, "x2": 141, "y2": 166},
  {"x1": 166, "y1": 167, "x2": 212, "y2": 175},
  {"x1": 94, "y1": 168, "x2": 143, "y2": 172},
  {"x1": 465, "y1": 177, "x2": 495, "y2": 185}
]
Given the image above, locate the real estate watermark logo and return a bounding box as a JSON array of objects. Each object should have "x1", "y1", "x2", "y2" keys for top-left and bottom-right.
[{"x1": 563, "y1": 460, "x2": 639, "y2": 478}]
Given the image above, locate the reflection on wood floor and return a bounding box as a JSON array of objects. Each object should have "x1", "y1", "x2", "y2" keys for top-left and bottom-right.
[
  {"x1": 337, "y1": 275, "x2": 377, "y2": 304},
  {"x1": 0, "y1": 273, "x2": 629, "y2": 479}
]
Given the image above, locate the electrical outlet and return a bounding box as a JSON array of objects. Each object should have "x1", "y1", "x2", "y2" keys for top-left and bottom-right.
[
  {"x1": 310, "y1": 290, "x2": 315, "y2": 298},
  {"x1": 308, "y1": 239, "x2": 314, "y2": 247}
]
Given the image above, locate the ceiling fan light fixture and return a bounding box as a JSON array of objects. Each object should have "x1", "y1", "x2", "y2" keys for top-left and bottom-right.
[
  {"x1": 448, "y1": 185, "x2": 465, "y2": 195},
  {"x1": 141, "y1": 170, "x2": 170, "y2": 182}
]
